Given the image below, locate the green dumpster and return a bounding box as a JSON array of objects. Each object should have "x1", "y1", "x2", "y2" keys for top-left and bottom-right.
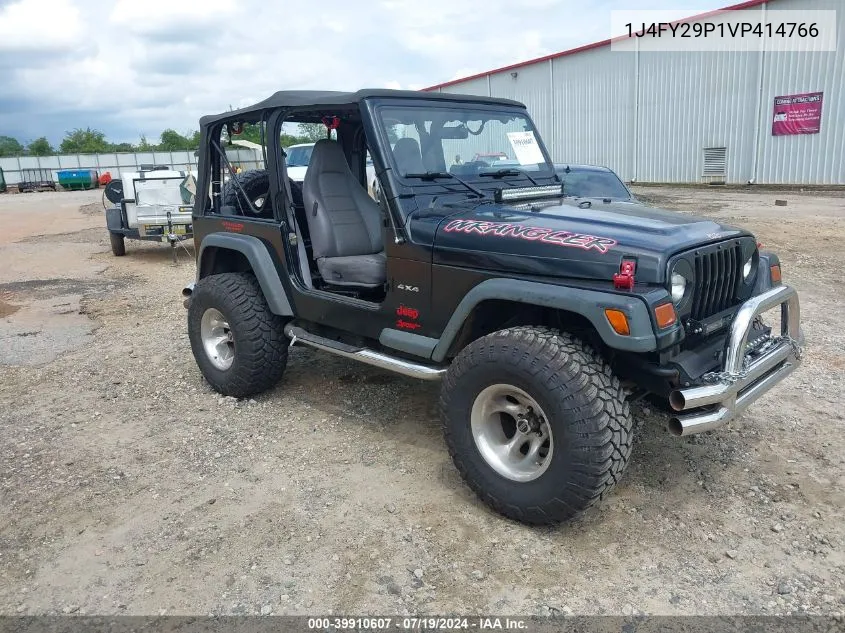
[{"x1": 57, "y1": 169, "x2": 99, "y2": 191}]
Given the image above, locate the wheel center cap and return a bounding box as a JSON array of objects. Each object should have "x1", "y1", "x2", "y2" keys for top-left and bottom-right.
[{"x1": 516, "y1": 417, "x2": 531, "y2": 434}]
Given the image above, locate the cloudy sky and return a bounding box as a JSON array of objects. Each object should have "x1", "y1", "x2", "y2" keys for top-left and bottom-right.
[{"x1": 0, "y1": 0, "x2": 727, "y2": 146}]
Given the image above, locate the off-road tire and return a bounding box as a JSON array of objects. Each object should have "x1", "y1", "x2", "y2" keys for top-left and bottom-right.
[
  {"x1": 440, "y1": 326, "x2": 633, "y2": 525},
  {"x1": 188, "y1": 272, "x2": 287, "y2": 397},
  {"x1": 109, "y1": 232, "x2": 126, "y2": 256},
  {"x1": 222, "y1": 170, "x2": 272, "y2": 217}
]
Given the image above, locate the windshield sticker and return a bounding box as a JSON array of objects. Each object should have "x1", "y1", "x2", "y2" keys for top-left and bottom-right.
[
  {"x1": 443, "y1": 219, "x2": 617, "y2": 254},
  {"x1": 506, "y1": 131, "x2": 545, "y2": 165}
]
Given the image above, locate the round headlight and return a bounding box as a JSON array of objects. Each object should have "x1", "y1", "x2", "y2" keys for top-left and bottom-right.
[
  {"x1": 743, "y1": 256, "x2": 754, "y2": 280},
  {"x1": 671, "y1": 272, "x2": 687, "y2": 304}
]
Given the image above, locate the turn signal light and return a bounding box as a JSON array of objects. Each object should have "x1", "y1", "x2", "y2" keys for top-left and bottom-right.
[
  {"x1": 770, "y1": 264, "x2": 782, "y2": 284},
  {"x1": 605, "y1": 309, "x2": 630, "y2": 336},
  {"x1": 654, "y1": 303, "x2": 677, "y2": 329}
]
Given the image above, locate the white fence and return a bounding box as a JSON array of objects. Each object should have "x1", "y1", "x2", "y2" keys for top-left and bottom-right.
[{"x1": 0, "y1": 149, "x2": 263, "y2": 185}]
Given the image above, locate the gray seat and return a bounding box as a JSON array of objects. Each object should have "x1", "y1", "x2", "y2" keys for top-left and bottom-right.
[
  {"x1": 302, "y1": 140, "x2": 386, "y2": 288},
  {"x1": 392, "y1": 138, "x2": 425, "y2": 175}
]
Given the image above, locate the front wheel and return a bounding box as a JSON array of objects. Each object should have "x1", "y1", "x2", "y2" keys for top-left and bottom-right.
[
  {"x1": 187, "y1": 272, "x2": 288, "y2": 397},
  {"x1": 440, "y1": 326, "x2": 633, "y2": 525}
]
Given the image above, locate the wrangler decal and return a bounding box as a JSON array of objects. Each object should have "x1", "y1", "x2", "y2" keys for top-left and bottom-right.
[{"x1": 443, "y1": 219, "x2": 617, "y2": 254}]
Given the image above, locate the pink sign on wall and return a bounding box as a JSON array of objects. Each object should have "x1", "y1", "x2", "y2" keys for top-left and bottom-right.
[{"x1": 772, "y1": 92, "x2": 824, "y2": 136}]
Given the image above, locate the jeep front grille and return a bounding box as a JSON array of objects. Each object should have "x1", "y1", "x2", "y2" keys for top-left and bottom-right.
[{"x1": 690, "y1": 244, "x2": 743, "y2": 320}]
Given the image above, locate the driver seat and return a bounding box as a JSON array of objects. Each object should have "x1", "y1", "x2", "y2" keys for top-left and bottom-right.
[{"x1": 302, "y1": 140, "x2": 386, "y2": 288}]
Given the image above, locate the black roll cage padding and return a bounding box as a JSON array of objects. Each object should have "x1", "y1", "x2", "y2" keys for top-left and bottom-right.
[
  {"x1": 259, "y1": 111, "x2": 270, "y2": 168},
  {"x1": 272, "y1": 108, "x2": 297, "y2": 230}
]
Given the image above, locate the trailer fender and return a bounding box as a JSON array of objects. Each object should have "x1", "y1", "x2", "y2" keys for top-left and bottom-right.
[{"x1": 105, "y1": 207, "x2": 124, "y2": 232}]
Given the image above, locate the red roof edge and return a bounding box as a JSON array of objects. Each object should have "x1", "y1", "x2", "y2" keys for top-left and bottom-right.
[{"x1": 422, "y1": 0, "x2": 770, "y2": 91}]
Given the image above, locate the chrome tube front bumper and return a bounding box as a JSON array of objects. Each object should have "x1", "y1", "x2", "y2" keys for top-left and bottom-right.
[{"x1": 668, "y1": 285, "x2": 802, "y2": 436}]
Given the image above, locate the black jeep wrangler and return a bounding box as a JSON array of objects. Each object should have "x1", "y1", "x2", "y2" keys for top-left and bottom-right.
[{"x1": 183, "y1": 90, "x2": 801, "y2": 525}]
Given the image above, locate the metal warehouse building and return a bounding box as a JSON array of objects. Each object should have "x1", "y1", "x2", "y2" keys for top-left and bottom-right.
[{"x1": 425, "y1": 0, "x2": 844, "y2": 185}]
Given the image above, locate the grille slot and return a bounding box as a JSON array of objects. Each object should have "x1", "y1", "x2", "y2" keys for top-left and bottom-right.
[{"x1": 690, "y1": 244, "x2": 743, "y2": 321}]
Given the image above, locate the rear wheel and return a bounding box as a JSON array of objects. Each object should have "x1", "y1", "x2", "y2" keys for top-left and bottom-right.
[
  {"x1": 109, "y1": 232, "x2": 125, "y2": 256},
  {"x1": 188, "y1": 272, "x2": 288, "y2": 397},
  {"x1": 440, "y1": 326, "x2": 633, "y2": 525}
]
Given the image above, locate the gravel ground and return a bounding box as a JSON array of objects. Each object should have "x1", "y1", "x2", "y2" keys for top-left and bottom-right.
[{"x1": 0, "y1": 187, "x2": 843, "y2": 617}]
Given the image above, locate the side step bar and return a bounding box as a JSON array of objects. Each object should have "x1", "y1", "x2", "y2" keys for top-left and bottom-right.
[{"x1": 284, "y1": 324, "x2": 447, "y2": 381}]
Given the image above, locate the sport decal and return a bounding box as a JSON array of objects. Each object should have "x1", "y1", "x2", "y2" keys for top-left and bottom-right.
[
  {"x1": 442, "y1": 220, "x2": 617, "y2": 254},
  {"x1": 221, "y1": 220, "x2": 244, "y2": 233}
]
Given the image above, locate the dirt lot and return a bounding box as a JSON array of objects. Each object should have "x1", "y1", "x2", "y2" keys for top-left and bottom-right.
[{"x1": 0, "y1": 187, "x2": 843, "y2": 617}]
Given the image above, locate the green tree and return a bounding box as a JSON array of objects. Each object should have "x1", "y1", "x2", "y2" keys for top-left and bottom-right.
[
  {"x1": 138, "y1": 134, "x2": 153, "y2": 151},
  {"x1": 60, "y1": 128, "x2": 110, "y2": 154},
  {"x1": 157, "y1": 129, "x2": 190, "y2": 151},
  {"x1": 0, "y1": 135, "x2": 24, "y2": 157},
  {"x1": 236, "y1": 123, "x2": 263, "y2": 145},
  {"x1": 110, "y1": 142, "x2": 135, "y2": 152},
  {"x1": 155, "y1": 129, "x2": 200, "y2": 151},
  {"x1": 281, "y1": 133, "x2": 308, "y2": 147},
  {"x1": 297, "y1": 122, "x2": 330, "y2": 142},
  {"x1": 27, "y1": 137, "x2": 54, "y2": 156}
]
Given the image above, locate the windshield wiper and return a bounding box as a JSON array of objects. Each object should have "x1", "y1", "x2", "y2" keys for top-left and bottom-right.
[
  {"x1": 478, "y1": 168, "x2": 539, "y2": 186},
  {"x1": 404, "y1": 171, "x2": 490, "y2": 199}
]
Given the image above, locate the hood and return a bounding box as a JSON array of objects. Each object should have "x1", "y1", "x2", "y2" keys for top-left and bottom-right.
[
  {"x1": 287, "y1": 166, "x2": 308, "y2": 182},
  {"x1": 425, "y1": 197, "x2": 751, "y2": 284}
]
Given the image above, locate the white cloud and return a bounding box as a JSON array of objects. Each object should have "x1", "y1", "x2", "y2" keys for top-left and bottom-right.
[
  {"x1": 0, "y1": 0, "x2": 83, "y2": 50},
  {"x1": 0, "y1": 0, "x2": 730, "y2": 145},
  {"x1": 109, "y1": 0, "x2": 236, "y2": 32}
]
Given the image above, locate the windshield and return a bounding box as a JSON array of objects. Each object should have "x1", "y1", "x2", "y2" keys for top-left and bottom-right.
[
  {"x1": 377, "y1": 105, "x2": 554, "y2": 180},
  {"x1": 555, "y1": 166, "x2": 631, "y2": 200},
  {"x1": 286, "y1": 145, "x2": 313, "y2": 167}
]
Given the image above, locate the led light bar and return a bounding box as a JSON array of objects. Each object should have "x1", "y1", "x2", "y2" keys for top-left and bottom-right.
[
  {"x1": 495, "y1": 184, "x2": 564, "y2": 203},
  {"x1": 509, "y1": 199, "x2": 561, "y2": 212}
]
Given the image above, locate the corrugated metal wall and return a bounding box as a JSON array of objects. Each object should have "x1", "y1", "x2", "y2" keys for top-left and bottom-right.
[
  {"x1": 0, "y1": 149, "x2": 262, "y2": 186},
  {"x1": 635, "y1": 49, "x2": 761, "y2": 183},
  {"x1": 756, "y1": 0, "x2": 845, "y2": 184},
  {"x1": 549, "y1": 47, "x2": 636, "y2": 177},
  {"x1": 441, "y1": 77, "x2": 489, "y2": 97},
  {"x1": 433, "y1": 0, "x2": 844, "y2": 185}
]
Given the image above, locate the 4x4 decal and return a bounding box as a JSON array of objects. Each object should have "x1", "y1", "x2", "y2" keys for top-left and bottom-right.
[{"x1": 443, "y1": 219, "x2": 617, "y2": 254}]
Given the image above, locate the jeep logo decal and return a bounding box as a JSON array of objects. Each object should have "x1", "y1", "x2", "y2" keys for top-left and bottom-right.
[{"x1": 443, "y1": 219, "x2": 617, "y2": 254}]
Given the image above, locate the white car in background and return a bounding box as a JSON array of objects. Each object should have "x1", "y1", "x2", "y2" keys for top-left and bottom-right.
[
  {"x1": 286, "y1": 142, "x2": 378, "y2": 200},
  {"x1": 285, "y1": 143, "x2": 314, "y2": 182}
]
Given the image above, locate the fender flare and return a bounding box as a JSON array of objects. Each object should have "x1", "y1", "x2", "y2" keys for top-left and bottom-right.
[
  {"x1": 430, "y1": 278, "x2": 657, "y2": 362},
  {"x1": 197, "y1": 233, "x2": 294, "y2": 316},
  {"x1": 105, "y1": 207, "x2": 124, "y2": 233}
]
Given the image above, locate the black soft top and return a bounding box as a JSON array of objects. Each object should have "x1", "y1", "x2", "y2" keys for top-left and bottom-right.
[{"x1": 199, "y1": 89, "x2": 526, "y2": 127}]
